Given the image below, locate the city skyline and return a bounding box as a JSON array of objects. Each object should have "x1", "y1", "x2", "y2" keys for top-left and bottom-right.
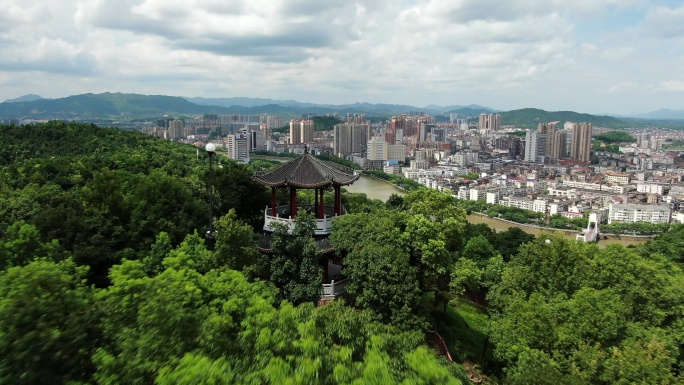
[{"x1": 1, "y1": 0, "x2": 683, "y2": 115}]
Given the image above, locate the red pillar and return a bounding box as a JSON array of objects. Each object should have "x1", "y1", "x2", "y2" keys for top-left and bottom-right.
[
  {"x1": 271, "y1": 187, "x2": 276, "y2": 216},
  {"x1": 290, "y1": 187, "x2": 297, "y2": 218},
  {"x1": 314, "y1": 188, "x2": 319, "y2": 217},
  {"x1": 319, "y1": 188, "x2": 325, "y2": 218},
  {"x1": 334, "y1": 185, "x2": 341, "y2": 216}
]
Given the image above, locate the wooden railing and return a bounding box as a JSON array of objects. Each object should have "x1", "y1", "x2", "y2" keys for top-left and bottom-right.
[{"x1": 427, "y1": 330, "x2": 453, "y2": 363}]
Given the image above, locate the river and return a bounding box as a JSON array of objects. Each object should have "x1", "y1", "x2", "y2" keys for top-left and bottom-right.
[
  {"x1": 344, "y1": 175, "x2": 406, "y2": 201},
  {"x1": 344, "y1": 174, "x2": 648, "y2": 247}
]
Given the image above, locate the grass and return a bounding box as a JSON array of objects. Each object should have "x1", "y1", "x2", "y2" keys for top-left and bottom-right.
[{"x1": 432, "y1": 297, "x2": 504, "y2": 382}]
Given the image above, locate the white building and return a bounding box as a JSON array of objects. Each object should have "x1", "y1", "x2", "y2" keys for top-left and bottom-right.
[
  {"x1": 608, "y1": 203, "x2": 672, "y2": 224},
  {"x1": 500, "y1": 196, "x2": 548, "y2": 213},
  {"x1": 636, "y1": 182, "x2": 667, "y2": 195},
  {"x1": 604, "y1": 171, "x2": 630, "y2": 185},
  {"x1": 367, "y1": 137, "x2": 386, "y2": 161},
  {"x1": 486, "y1": 192, "x2": 500, "y2": 204},
  {"x1": 457, "y1": 186, "x2": 470, "y2": 200},
  {"x1": 226, "y1": 133, "x2": 250, "y2": 162},
  {"x1": 469, "y1": 188, "x2": 486, "y2": 201},
  {"x1": 533, "y1": 199, "x2": 548, "y2": 213}
]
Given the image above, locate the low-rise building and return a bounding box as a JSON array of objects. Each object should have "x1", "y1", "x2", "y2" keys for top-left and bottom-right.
[
  {"x1": 607, "y1": 203, "x2": 672, "y2": 224},
  {"x1": 636, "y1": 182, "x2": 668, "y2": 195},
  {"x1": 604, "y1": 171, "x2": 630, "y2": 185}
]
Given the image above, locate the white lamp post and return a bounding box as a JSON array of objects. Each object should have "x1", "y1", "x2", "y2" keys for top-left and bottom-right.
[{"x1": 205, "y1": 143, "x2": 216, "y2": 248}]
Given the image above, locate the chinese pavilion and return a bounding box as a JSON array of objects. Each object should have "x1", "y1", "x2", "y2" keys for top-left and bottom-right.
[{"x1": 253, "y1": 152, "x2": 360, "y2": 300}]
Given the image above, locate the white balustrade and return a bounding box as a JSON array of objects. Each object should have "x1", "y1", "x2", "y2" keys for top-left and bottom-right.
[
  {"x1": 263, "y1": 206, "x2": 338, "y2": 235},
  {"x1": 321, "y1": 278, "x2": 349, "y2": 298}
]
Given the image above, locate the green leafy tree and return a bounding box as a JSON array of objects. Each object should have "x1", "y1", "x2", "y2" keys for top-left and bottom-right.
[
  {"x1": 269, "y1": 212, "x2": 323, "y2": 305},
  {"x1": 209, "y1": 161, "x2": 269, "y2": 228},
  {"x1": 385, "y1": 193, "x2": 404, "y2": 209},
  {"x1": 489, "y1": 236, "x2": 684, "y2": 383},
  {"x1": 461, "y1": 235, "x2": 498, "y2": 263},
  {"x1": 94, "y1": 262, "x2": 209, "y2": 384},
  {"x1": 344, "y1": 242, "x2": 423, "y2": 329},
  {"x1": 489, "y1": 227, "x2": 534, "y2": 261},
  {"x1": 213, "y1": 209, "x2": 261, "y2": 273},
  {"x1": 156, "y1": 354, "x2": 234, "y2": 385},
  {"x1": 0, "y1": 220, "x2": 62, "y2": 270},
  {"x1": 0, "y1": 259, "x2": 100, "y2": 385},
  {"x1": 142, "y1": 231, "x2": 172, "y2": 276}
]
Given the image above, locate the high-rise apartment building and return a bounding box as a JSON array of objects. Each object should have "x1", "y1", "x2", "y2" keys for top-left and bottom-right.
[
  {"x1": 537, "y1": 122, "x2": 567, "y2": 159},
  {"x1": 226, "y1": 133, "x2": 250, "y2": 162},
  {"x1": 450, "y1": 113, "x2": 458, "y2": 124},
  {"x1": 289, "y1": 119, "x2": 314, "y2": 145},
  {"x1": 345, "y1": 113, "x2": 367, "y2": 124},
  {"x1": 168, "y1": 119, "x2": 184, "y2": 139},
  {"x1": 366, "y1": 137, "x2": 406, "y2": 162},
  {"x1": 550, "y1": 130, "x2": 568, "y2": 160},
  {"x1": 333, "y1": 123, "x2": 371, "y2": 157},
  {"x1": 387, "y1": 144, "x2": 406, "y2": 162},
  {"x1": 367, "y1": 137, "x2": 387, "y2": 161},
  {"x1": 478, "y1": 113, "x2": 501, "y2": 131},
  {"x1": 570, "y1": 122, "x2": 592, "y2": 162},
  {"x1": 525, "y1": 131, "x2": 547, "y2": 162},
  {"x1": 386, "y1": 114, "x2": 435, "y2": 143}
]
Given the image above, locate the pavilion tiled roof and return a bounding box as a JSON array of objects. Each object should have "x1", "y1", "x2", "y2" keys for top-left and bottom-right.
[{"x1": 254, "y1": 153, "x2": 360, "y2": 188}]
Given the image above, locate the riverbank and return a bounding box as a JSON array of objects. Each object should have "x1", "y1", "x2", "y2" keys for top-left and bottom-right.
[
  {"x1": 361, "y1": 173, "x2": 407, "y2": 193},
  {"x1": 466, "y1": 213, "x2": 651, "y2": 247},
  {"x1": 344, "y1": 174, "x2": 406, "y2": 201}
]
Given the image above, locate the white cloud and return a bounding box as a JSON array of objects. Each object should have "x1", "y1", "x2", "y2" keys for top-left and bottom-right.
[
  {"x1": 640, "y1": 5, "x2": 684, "y2": 39},
  {"x1": 603, "y1": 81, "x2": 640, "y2": 93},
  {"x1": 657, "y1": 80, "x2": 684, "y2": 92},
  {"x1": 0, "y1": 0, "x2": 681, "y2": 114}
]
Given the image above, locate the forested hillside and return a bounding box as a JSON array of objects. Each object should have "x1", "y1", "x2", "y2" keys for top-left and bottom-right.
[
  {"x1": 0, "y1": 121, "x2": 267, "y2": 285},
  {"x1": 500, "y1": 108, "x2": 628, "y2": 128},
  {"x1": 2, "y1": 122, "x2": 684, "y2": 384},
  {"x1": 0, "y1": 122, "x2": 466, "y2": 384}
]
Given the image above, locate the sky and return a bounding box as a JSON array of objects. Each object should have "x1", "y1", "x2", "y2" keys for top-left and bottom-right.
[{"x1": 1, "y1": 0, "x2": 683, "y2": 114}]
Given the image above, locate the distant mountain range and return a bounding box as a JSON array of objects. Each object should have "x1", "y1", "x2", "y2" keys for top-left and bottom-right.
[
  {"x1": 184, "y1": 97, "x2": 498, "y2": 116},
  {"x1": 0, "y1": 92, "x2": 498, "y2": 119},
  {"x1": 636, "y1": 109, "x2": 684, "y2": 120},
  {"x1": 3, "y1": 94, "x2": 44, "y2": 103},
  {"x1": 1, "y1": 92, "x2": 681, "y2": 128},
  {"x1": 499, "y1": 108, "x2": 628, "y2": 129}
]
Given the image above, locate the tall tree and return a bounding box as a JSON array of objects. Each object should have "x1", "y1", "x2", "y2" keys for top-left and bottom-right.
[
  {"x1": 268, "y1": 212, "x2": 323, "y2": 305},
  {"x1": 0, "y1": 259, "x2": 100, "y2": 385}
]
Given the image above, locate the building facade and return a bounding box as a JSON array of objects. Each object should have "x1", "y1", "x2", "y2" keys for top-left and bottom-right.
[
  {"x1": 608, "y1": 203, "x2": 671, "y2": 224},
  {"x1": 289, "y1": 119, "x2": 314, "y2": 145},
  {"x1": 333, "y1": 123, "x2": 370, "y2": 157},
  {"x1": 571, "y1": 122, "x2": 592, "y2": 162}
]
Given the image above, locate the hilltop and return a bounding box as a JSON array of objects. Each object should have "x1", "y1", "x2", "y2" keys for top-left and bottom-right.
[
  {"x1": 1, "y1": 93, "x2": 678, "y2": 128},
  {"x1": 500, "y1": 108, "x2": 630, "y2": 128},
  {"x1": 0, "y1": 92, "x2": 502, "y2": 119}
]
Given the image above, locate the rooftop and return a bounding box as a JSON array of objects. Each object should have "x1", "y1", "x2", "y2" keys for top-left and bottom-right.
[{"x1": 254, "y1": 153, "x2": 359, "y2": 188}]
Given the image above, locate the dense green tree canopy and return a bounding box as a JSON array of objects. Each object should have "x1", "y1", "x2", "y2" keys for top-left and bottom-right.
[
  {"x1": 0, "y1": 121, "x2": 268, "y2": 284},
  {"x1": 6, "y1": 121, "x2": 684, "y2": 384},
  {"x1": 489, "y1": 234, "x2": 684, "y2": 383},
  {"x1": 0, "y1": 259, "x2": 100, "y2": 385},
  {"x1": 593, "y1": 131, "x2": 637, "y2": 143}
]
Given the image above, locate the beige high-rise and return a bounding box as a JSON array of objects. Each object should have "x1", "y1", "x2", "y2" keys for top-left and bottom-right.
[
  {"x1": 479, "y1": 113, "x2": 501, "y2": 131},
  {"x1": 333, "y1": 123, "x2": 370, "y2": 157},
  {"x1": 571, "y1": 122, "x2": 592, "y2": 162},
  {"x1": 550, "y1": 130, "x2": 567, "y2": 160},
  {"x1": 289, "y1": 119, "x2": 314, "y2": 145}
]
